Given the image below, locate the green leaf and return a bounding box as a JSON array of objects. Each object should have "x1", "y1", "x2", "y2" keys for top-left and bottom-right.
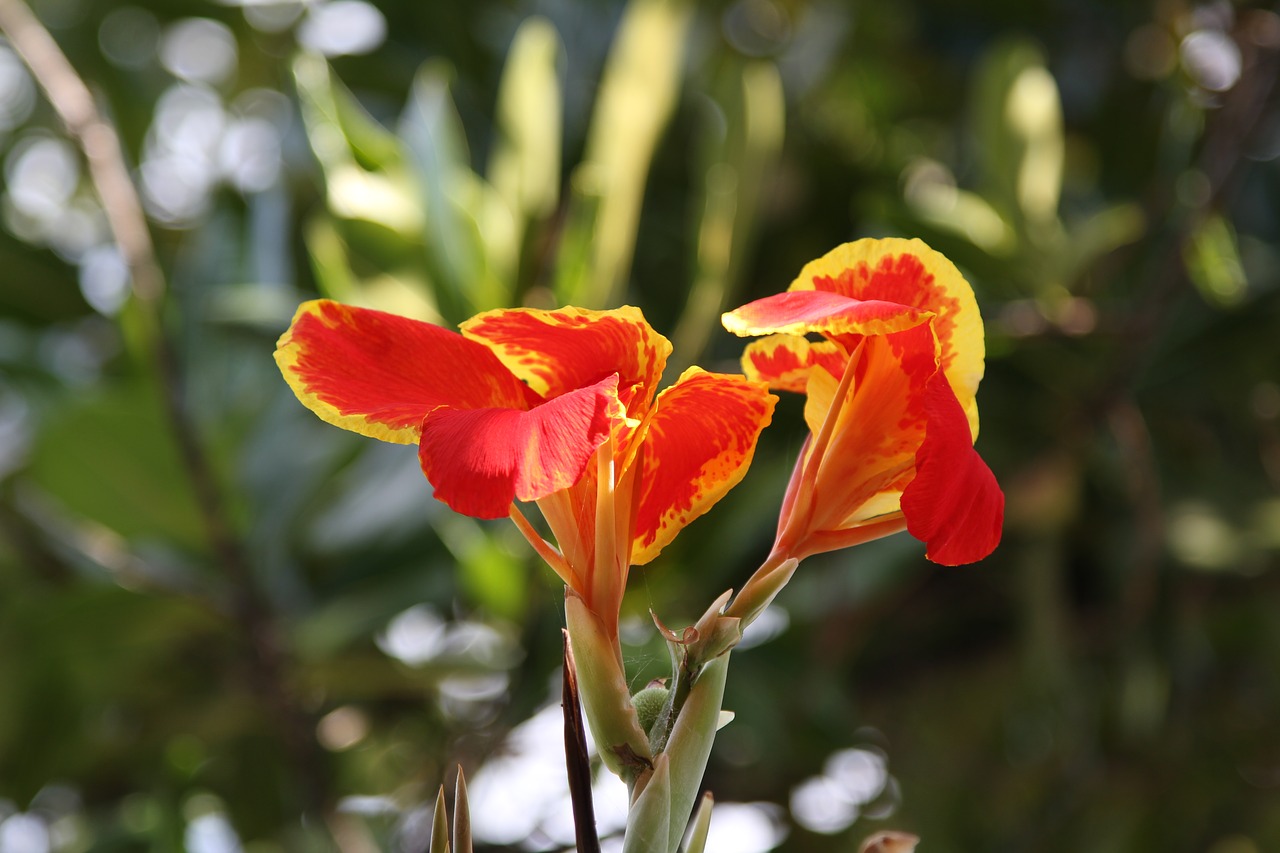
[
  {"x1": 660, "y1": 654, "x2": 729, "y2": 853},
  {"x1": 972, "y1": 39, "x2": 1064, "y2": 231},
  {"x1": 435, "y1": 514, "x2": 528, "y2": 620},
  {"x1": 302, "y1": 215, "x2": 442, "y2": 321},
  {"x1": 672, "y1": 59, "x2": 785, "y2": 366},
  {"x1": 488, "y1": 16, "x2": 563, "y2": 227},
  {"x1": 453, "y1": 768, "x2": 472, "y2": 853},
  {"x1": 23, "y1": 379, "x2": 205, "y2": 548},
  {"x1": 1184, "y1": 213, "x2": 1247, "y2": 307},
  {"x1": 293, "y1": 53, "x2": 403, "y2": 173},
  {"x1": 555, "y1": 0, "x2": 693, "y2": 308},
  {"x1": 1059, "y1": 202, "x2": 1146, "y2": 288},
  {"x1": 397, "y1": 62, "x2": 474, "y2": 314}
]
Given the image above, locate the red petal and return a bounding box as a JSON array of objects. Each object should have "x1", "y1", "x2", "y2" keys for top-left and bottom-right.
[
  {"x1": 900, "y1": 372, "x2": 1004, "y2": 565},
  {"x1": 418, "y1": 375, "x2": 623, "y2": 519},
  {"x1": 722, "y1": 290, "x2": 930, "y2": 340},
  {"x1": 276, "y1": 300, "x2": 534, "y2": 444},
  {"x1": 631, "y1": 369, "x2": 777, "y2": 565}
]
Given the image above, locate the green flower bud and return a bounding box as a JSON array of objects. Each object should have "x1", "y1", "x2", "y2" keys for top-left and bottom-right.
[{"x1": 631, "y1": 685, "x2": 669, "y2": 734}]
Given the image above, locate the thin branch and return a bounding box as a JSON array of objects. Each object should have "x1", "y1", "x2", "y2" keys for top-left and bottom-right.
[
  {"x1": 0, "y1": 0, "x2": 161, "y2": 306},
  {"x1": 0, "y1": 0, "x2": 328, "y2": 815}
]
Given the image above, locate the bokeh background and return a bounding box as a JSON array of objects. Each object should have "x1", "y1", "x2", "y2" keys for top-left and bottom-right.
[{"x1": 1, "y1": 0, "x2": 1278, "y2": 850}]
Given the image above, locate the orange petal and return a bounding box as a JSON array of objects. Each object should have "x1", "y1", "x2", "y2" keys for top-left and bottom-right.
[
  {"x1": 461, "y1": 306, "x2": 672, "y2": 420},
  {"x1": 275, "y1": 300, "x2": 534, "y2": 444},
  {"x1": 788, "y1": 238, "x2": 985, "y2": 436},
  {"x1": 900, "y1": 372, "x2": 1003, "y2": 565},
  {"x1": 722, "y1": 290, "x2": 930, "y2": 340},
  {"x1": 418, "y1": 375, "x2": 624, "y2": 519},
  {"x1": 741, "y1": 335, "x2": 848, "y2": 393},
  {"x1": 804, "y1": 324, "x2": 938, "y2": 533},
  {"x1": 630, "y1": 368, "x2": 777, "y2": 565}
]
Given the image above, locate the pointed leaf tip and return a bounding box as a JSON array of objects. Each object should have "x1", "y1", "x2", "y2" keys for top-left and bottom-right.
[{"x1": 452, "y1": 768, "x2": 472, "y2": 853}]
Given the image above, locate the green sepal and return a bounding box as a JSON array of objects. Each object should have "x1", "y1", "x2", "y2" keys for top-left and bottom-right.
[
  {"x1": 628, "y1": 654, "x2": 730, "y2": 853},
  {"x1": 430, "y1": 784, "x2": 450, "y2": 853},
  {"x1": 452, "y1": 768, "x2": 472, "y2": 853},
  {"x1": 682, "y1": 793, "x2": 714, "y2": 853},
  {"x1": 565, "y1": 591, "x2": 653, "y2": 782},
  {"x1": 622, "y1": 754, "x2": 671, "y2": 853}
]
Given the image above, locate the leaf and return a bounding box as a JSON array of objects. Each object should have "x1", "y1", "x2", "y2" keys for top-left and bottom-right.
[
  {"x1": 302, "y1": 214, "x2": 442, "y2": 322},
  {"x1": 1059, "y1": 202, "x2": 1146, "y2": 287},
  {"x1": 623, "y1": 754, "x2": 672, "y2": 853},
  {"x1": 23, "y1": 379, "x2": 205, "y2": 548},
  {"x1": 555, "y1": 0, "x2": 693, "y2": 307},
  {"x1": 293, "y1": 53, "x2": 403, "y2": 173},
  {"x1": 564, "y1": 592, "x2": 653, "y2": 781},
  {"x1": 1184, "y1": 213, "x2": 1247, "y2": 307},
  {"x1": 435, "y1": 514, "x2": 527, "y2": 620},
  {"x1": 397, "y1": 61, "x2": 477, "y2": 320},
  {"x1": 488, "y1": 16, "x2": 563, "y2": 227},
  {"x1": 972, "y1": 39, "x2": 1064, "y2": 231},
  {"x1": 672, "y1": 59, "x2": 785, "y2": 366},
  {"x1": 659, "y1": 654, "x2": 729, "y2": 853}
]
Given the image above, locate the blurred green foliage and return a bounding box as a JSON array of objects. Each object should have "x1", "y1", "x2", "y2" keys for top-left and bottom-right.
[{"x1": 1, "y1": 0, "x2": 1279, "y2": 851}]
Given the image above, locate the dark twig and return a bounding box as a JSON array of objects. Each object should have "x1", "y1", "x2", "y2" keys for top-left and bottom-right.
[
  {"x1": 0, "y1": 0, "x2": 327, "y2": 814},
  {"x1": 563, "y1": 630, "x2": 602, "y2": 853}
]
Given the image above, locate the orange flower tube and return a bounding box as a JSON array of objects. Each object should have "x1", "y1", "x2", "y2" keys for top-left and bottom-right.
[{"x1": 723, "y1": 238, "x2": 1003, "y2": 568}]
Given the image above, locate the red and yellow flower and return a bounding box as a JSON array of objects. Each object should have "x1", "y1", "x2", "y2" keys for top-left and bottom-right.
[
  {"x1": 275, "y1": 300, "x2": 777, "y2": 625},
  {"x1": 723, "y1": 237, "x2": 1003, "y2": 567}
]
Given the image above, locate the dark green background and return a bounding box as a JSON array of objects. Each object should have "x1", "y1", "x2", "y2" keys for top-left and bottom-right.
[{"x1": 1, "y1": 0, "x2": 1278, "y2": 850}]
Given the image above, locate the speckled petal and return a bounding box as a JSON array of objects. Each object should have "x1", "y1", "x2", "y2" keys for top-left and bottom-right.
[
  {"x1": 275, "y1": 300, "x2": 533, "y2": 444},
  {"x1": 630, "y1": 368, "x2": 777, "y2": 565},
  {"x1": 461, "y1": 306, "x2": 671, "y2": 420}
]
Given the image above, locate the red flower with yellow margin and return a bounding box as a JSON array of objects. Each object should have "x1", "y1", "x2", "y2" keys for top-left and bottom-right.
[
  {"x1": 275, "y1": 301, "x2": 777, "y2": 628},
  {"x1": 723, "y1": 238, "x2": 1003, "y2": 568}
]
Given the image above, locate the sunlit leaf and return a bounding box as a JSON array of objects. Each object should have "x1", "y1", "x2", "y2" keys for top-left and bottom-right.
[
  {"x1": 972, "y1": 39, "x2": 1064, "y2": 232},
  {"x1": 672, "y1": 59, "x2": 785, "y2": 366},
  {"x1": 488, "y1": 16, "x2": 563, "y2": 227},
  {"x1": 293, "y1": 52, "x2": 403, "y2": 172},
  {"x1": 398, "y1": 61, "x2": 512, "y2": 320},
  {"x1": 555, "y1": 0, "x2": 693, "y2": 308},
  {"x1": 1184, "y1": 213, "x2": 1247, "y2": 307}
]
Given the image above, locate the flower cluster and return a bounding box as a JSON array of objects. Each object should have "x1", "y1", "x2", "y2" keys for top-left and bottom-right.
[
  {"x1": 274, "y1": 236, "x2": 1004, "y2": 852},
  {"x1": 275, "y1": 301, "x2": 777, "y2": 628},
  {"x1": 724, "y1": 237, "x2": 1003, "y2": 567}
]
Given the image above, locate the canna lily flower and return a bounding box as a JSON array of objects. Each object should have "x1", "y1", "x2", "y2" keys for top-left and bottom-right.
[
  {"x1": 722, "y1": 237, "x2": 1003, "y2": 570},
  {"x1": 275, "y1": 300, "x2": 777, "y2": 628}
]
